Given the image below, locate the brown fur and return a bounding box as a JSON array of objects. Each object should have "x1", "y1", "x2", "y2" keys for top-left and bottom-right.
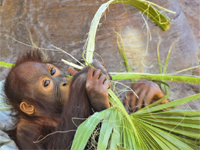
[{"x1": 4, "y1": 51, "x2": 93, "y2": 149}]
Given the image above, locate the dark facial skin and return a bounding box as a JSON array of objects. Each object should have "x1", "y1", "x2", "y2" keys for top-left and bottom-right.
[{"x1": 13, "y1": 61, "x2": 71, "y2": 116}]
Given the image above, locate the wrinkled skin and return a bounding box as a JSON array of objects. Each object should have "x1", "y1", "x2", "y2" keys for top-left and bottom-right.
[
  {"x1": 18, "y1": 62, "x2": 70, "y2": 106},
  {"x1": 86, "y1": 68, "x2": 111, "y2": 111},
  {"x1": 68, "y1": 59, "x2": 111, "y2": 111},
  {"x1": 124, "y1": 79, "x2": 167, "y2": 112}
]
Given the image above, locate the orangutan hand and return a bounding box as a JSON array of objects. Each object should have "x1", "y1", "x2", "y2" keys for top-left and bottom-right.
[{"x1": 124, "y1": 79, "x2": 167, "y2": 112}]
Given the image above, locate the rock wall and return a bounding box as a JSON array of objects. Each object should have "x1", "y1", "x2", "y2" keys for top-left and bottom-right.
[{"x1": 177, "y1": 0, "x2": 200, "y2": 49}]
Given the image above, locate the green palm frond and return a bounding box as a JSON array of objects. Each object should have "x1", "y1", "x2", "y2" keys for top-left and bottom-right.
[
  {"x1": 72, "y1": 1, "x2": 199, "y2": 150},
  {"x1": 72, "y1": 91, "x2": 200, "y2": 149}
]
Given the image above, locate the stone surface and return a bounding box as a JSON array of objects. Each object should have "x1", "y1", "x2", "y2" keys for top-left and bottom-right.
[
  {"x1": 177, "y1": 0, "x2": 200, "y2": 49},
  {"x1": 0, "y1": 0, "x2": 199, "y2": 109}
]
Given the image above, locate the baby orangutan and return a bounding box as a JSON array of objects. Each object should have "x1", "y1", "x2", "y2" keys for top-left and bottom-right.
[{"x1": 4, "y1": 50, "x2": 165, "y2": 149}]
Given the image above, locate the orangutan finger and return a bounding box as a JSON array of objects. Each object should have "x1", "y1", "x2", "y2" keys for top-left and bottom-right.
[
  {"x1": 87, "y1": 67, "x2": 95, "y2": 80},
  {"x1": 143, "y1": 91, "x2": 156, "y2": 107},
  {"x1": 68, "y1": 67, "x2": 78, "y2": 76},
  {"x1": 99, "y1": 74, "x2": 107, "y2": 84},
  {"x1": 93, "y1": 69, "x2": 101, "y2": 79},
  {"x1": 161, "y1": 99, "x2": 168, "y2": 104},
  {"x1": 136, "y1": 89, "x2": 147, "y2": 109},
  {"x1": 103, "y1": 79, "x2": 111, "y2": 89},
  {"x1": 129, "y1": 87, "x2": 142, "y2": 111}
]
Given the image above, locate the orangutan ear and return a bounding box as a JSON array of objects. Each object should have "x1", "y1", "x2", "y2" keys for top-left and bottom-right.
[{"x1": 20, "y1": 102, "x2": 35, "y2": 115}]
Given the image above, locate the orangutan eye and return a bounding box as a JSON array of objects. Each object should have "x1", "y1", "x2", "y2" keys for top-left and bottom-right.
[
  {"x1": 50, "y1": 68, "x2": 56, "y2": 76},
  {"x1": 44, "y1": 80, "x2": 50, "y2": 87}
]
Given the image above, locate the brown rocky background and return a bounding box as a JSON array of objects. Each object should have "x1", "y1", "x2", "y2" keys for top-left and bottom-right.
[{"x1": 0, "y1": 0, "x2": 199, "y2": 109}]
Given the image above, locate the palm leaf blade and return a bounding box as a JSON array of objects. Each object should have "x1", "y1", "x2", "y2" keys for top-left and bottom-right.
[
  {"x1": 71, "y1": 111, "x2": 107, "y2": 150},
  {"x1": 111, "y1": 73, "x2": 200, "y2": 84}
]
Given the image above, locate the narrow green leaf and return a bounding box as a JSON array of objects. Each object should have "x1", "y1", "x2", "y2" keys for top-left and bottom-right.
[
  {"x1": 114, "y1": 30, "x2": 131, "y2": 73},
  {"x1": 71, "y1": 110, "x2": 108, "y2": 150},
  {"x1": 141, "y1": 118, "x2": 200, "y2": 139},
  {"x1": 123, "y1": 124, "x2": 135, "y2": 150},
  {"x1": 134, "y1": 120, "x2": 161, "y2": 149},
  {"x1": 61, "y1": 59, "x2": 84, "y2": 70},
  {"x1": 141, "y1": 110, "x2": 200, "y2": 117},
  {"x1": 163, "y1": 39, "x2": 179, "y2": 74},
  {"x1": 171, "y1": 65, "x2": 200, "y2": 75},
  {"x1": 172, "y1": 133, "x2": 200, "y2": 149},
  {"x1": 109, "y1": 125, "x2": 120, "y2": 150},
  {"x1": 97, "y1": 110, "x2": 116, "y2": 150},
  {"x1": 116, "y1": 145, "x2": 129, "y2": 150},
  {"x1": 85, "y1": 0, "x2": 113, "y2": 63},
  {"x1": 108, "y1": 89, "x2": 126, "y2": 111},
  {"x1": 142, "y1": 123, "x2": 194, "y2": 150},
  {"x1": 144, "y1": 126, "x2": 174, "y2": 149},
  {"x1": 111, "y1": 72, "x2": 200, "y2": 84},
  {"x1": 142, "y1": 116, "x2": 200, "y2": 125},
  {"x1": 144, "y1": 117, "x2": 200, "y2": 128},
  {"x1": 0, "y1": 62, "x2": 14, "y2": 68},
  {"x1": 157, "y1": 37, "x2": 162, "y2": 74}
]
